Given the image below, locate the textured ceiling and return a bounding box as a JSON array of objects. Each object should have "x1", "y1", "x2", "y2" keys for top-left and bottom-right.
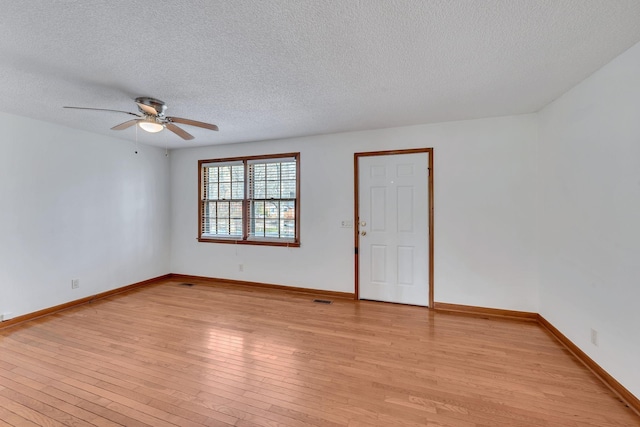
[{"x1": 1, "y1": 1, "x2": 640, "y2": 149}]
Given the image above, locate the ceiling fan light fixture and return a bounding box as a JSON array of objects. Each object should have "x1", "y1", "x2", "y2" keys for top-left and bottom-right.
[{"x1": 138, "y1": 120, "x2": 164, "y2": 133}]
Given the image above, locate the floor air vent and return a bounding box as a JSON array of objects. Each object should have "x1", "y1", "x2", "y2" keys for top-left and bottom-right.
[
  {"x1": 313, "y1": 299, "x2": 333, "y2": 304},
  {"x1": 179, "y1": 283, "x2": 195, "y2": 287}
]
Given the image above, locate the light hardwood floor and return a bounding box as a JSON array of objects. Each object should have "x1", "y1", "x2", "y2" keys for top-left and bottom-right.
[{"x1": 0, "y1": 279, "x2": 638, "y2": 427}]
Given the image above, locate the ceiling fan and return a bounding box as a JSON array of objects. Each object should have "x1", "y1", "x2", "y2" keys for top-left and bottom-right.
[{"x1": 64, "y1": 97, "x2": 218, "y2": 140}]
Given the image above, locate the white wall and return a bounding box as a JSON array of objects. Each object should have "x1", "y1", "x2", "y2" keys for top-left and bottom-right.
[
  {"x1": 0, "y1": 112, "x2": 171, "y2": 319},
  {"x1": 170, "y1": 114, "x2": 539, "y2": 311},
  {"x1": 539, "y1": 41, "x2": 640, "y2": 397}
]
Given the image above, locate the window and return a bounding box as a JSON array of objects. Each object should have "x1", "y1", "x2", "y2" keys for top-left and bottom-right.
[{"x1": 199, "y1": 153, "x2": 300, "y2": 246}]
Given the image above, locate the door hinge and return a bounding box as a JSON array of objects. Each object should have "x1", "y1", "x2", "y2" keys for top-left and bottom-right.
[{"x1": 355, "y1": 247, "x2": 358, "y2": 255}]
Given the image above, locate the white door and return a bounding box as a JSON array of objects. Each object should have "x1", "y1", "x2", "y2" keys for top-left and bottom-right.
[{"x1": 358, "y1": 152, "x2": 430, "y2": 306}]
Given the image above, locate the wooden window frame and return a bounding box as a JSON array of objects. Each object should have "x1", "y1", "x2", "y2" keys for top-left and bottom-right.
[{"x1": 198, "y1": 152, "x2": 300, "y2": 247}]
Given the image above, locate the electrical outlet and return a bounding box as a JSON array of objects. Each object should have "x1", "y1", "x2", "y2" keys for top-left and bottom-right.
[
  {"x1": 71, "y1": 279, "x2": 80, "y2": 289},
  {"x1": 590, "y1": 328, "x2": 598, "y2": 346},
  {"x1": 238, "y1": 264, "x2": 244, "y2": 272}
]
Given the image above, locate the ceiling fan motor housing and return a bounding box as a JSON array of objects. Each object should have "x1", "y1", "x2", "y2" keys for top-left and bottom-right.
[{"x1": 135, "y1": 97, "x2": 167, "y2": 116}]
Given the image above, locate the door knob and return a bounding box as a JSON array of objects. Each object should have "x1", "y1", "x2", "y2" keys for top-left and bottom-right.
[
  {"x1": 361, "y1": 231, "x2": 367, "y2": 236},
  {"x1": 360, "y1": 221, "x2": 366, "y2": 227}
]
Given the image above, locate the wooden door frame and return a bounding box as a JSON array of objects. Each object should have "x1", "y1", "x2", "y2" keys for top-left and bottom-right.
[{"x1": 354, "y1": 148, "x2": 434, "y2": 307}]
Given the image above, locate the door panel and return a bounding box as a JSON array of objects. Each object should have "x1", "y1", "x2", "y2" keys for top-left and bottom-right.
[
  {"x1": 371, "y1": 245, "x2": 387, "y2": 282},
  {"x1": 397, "y1": 186, "x2": 414, "y2": 232},
  {"x1": 397, "y1": 246, "x2": 414, "y2": 285},
  {"x1": 370, "y1": 187, "x2": 387, "y2": 231},
  {"x1": 358, "y1": 152, "x2": 430, "y2": 306}
]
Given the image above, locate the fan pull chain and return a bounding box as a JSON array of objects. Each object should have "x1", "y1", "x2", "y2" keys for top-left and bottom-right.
[{"x1": 134, "y1": 123, "x2": 139, "y2": 154}]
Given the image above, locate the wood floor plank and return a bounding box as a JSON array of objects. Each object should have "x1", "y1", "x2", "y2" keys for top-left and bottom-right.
[
  {"x1": 0, "y1": 371, "x2": 118, "y2": 427},
  {"x1": 1, "y1": 279, "x2": 638, "y2": 427},
  {"x1": 0, "y1": 394, "x2": 67, "y2": 427},
  {"x1": 0, "y1": 405, "x2": 41, "y2": 427}
]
